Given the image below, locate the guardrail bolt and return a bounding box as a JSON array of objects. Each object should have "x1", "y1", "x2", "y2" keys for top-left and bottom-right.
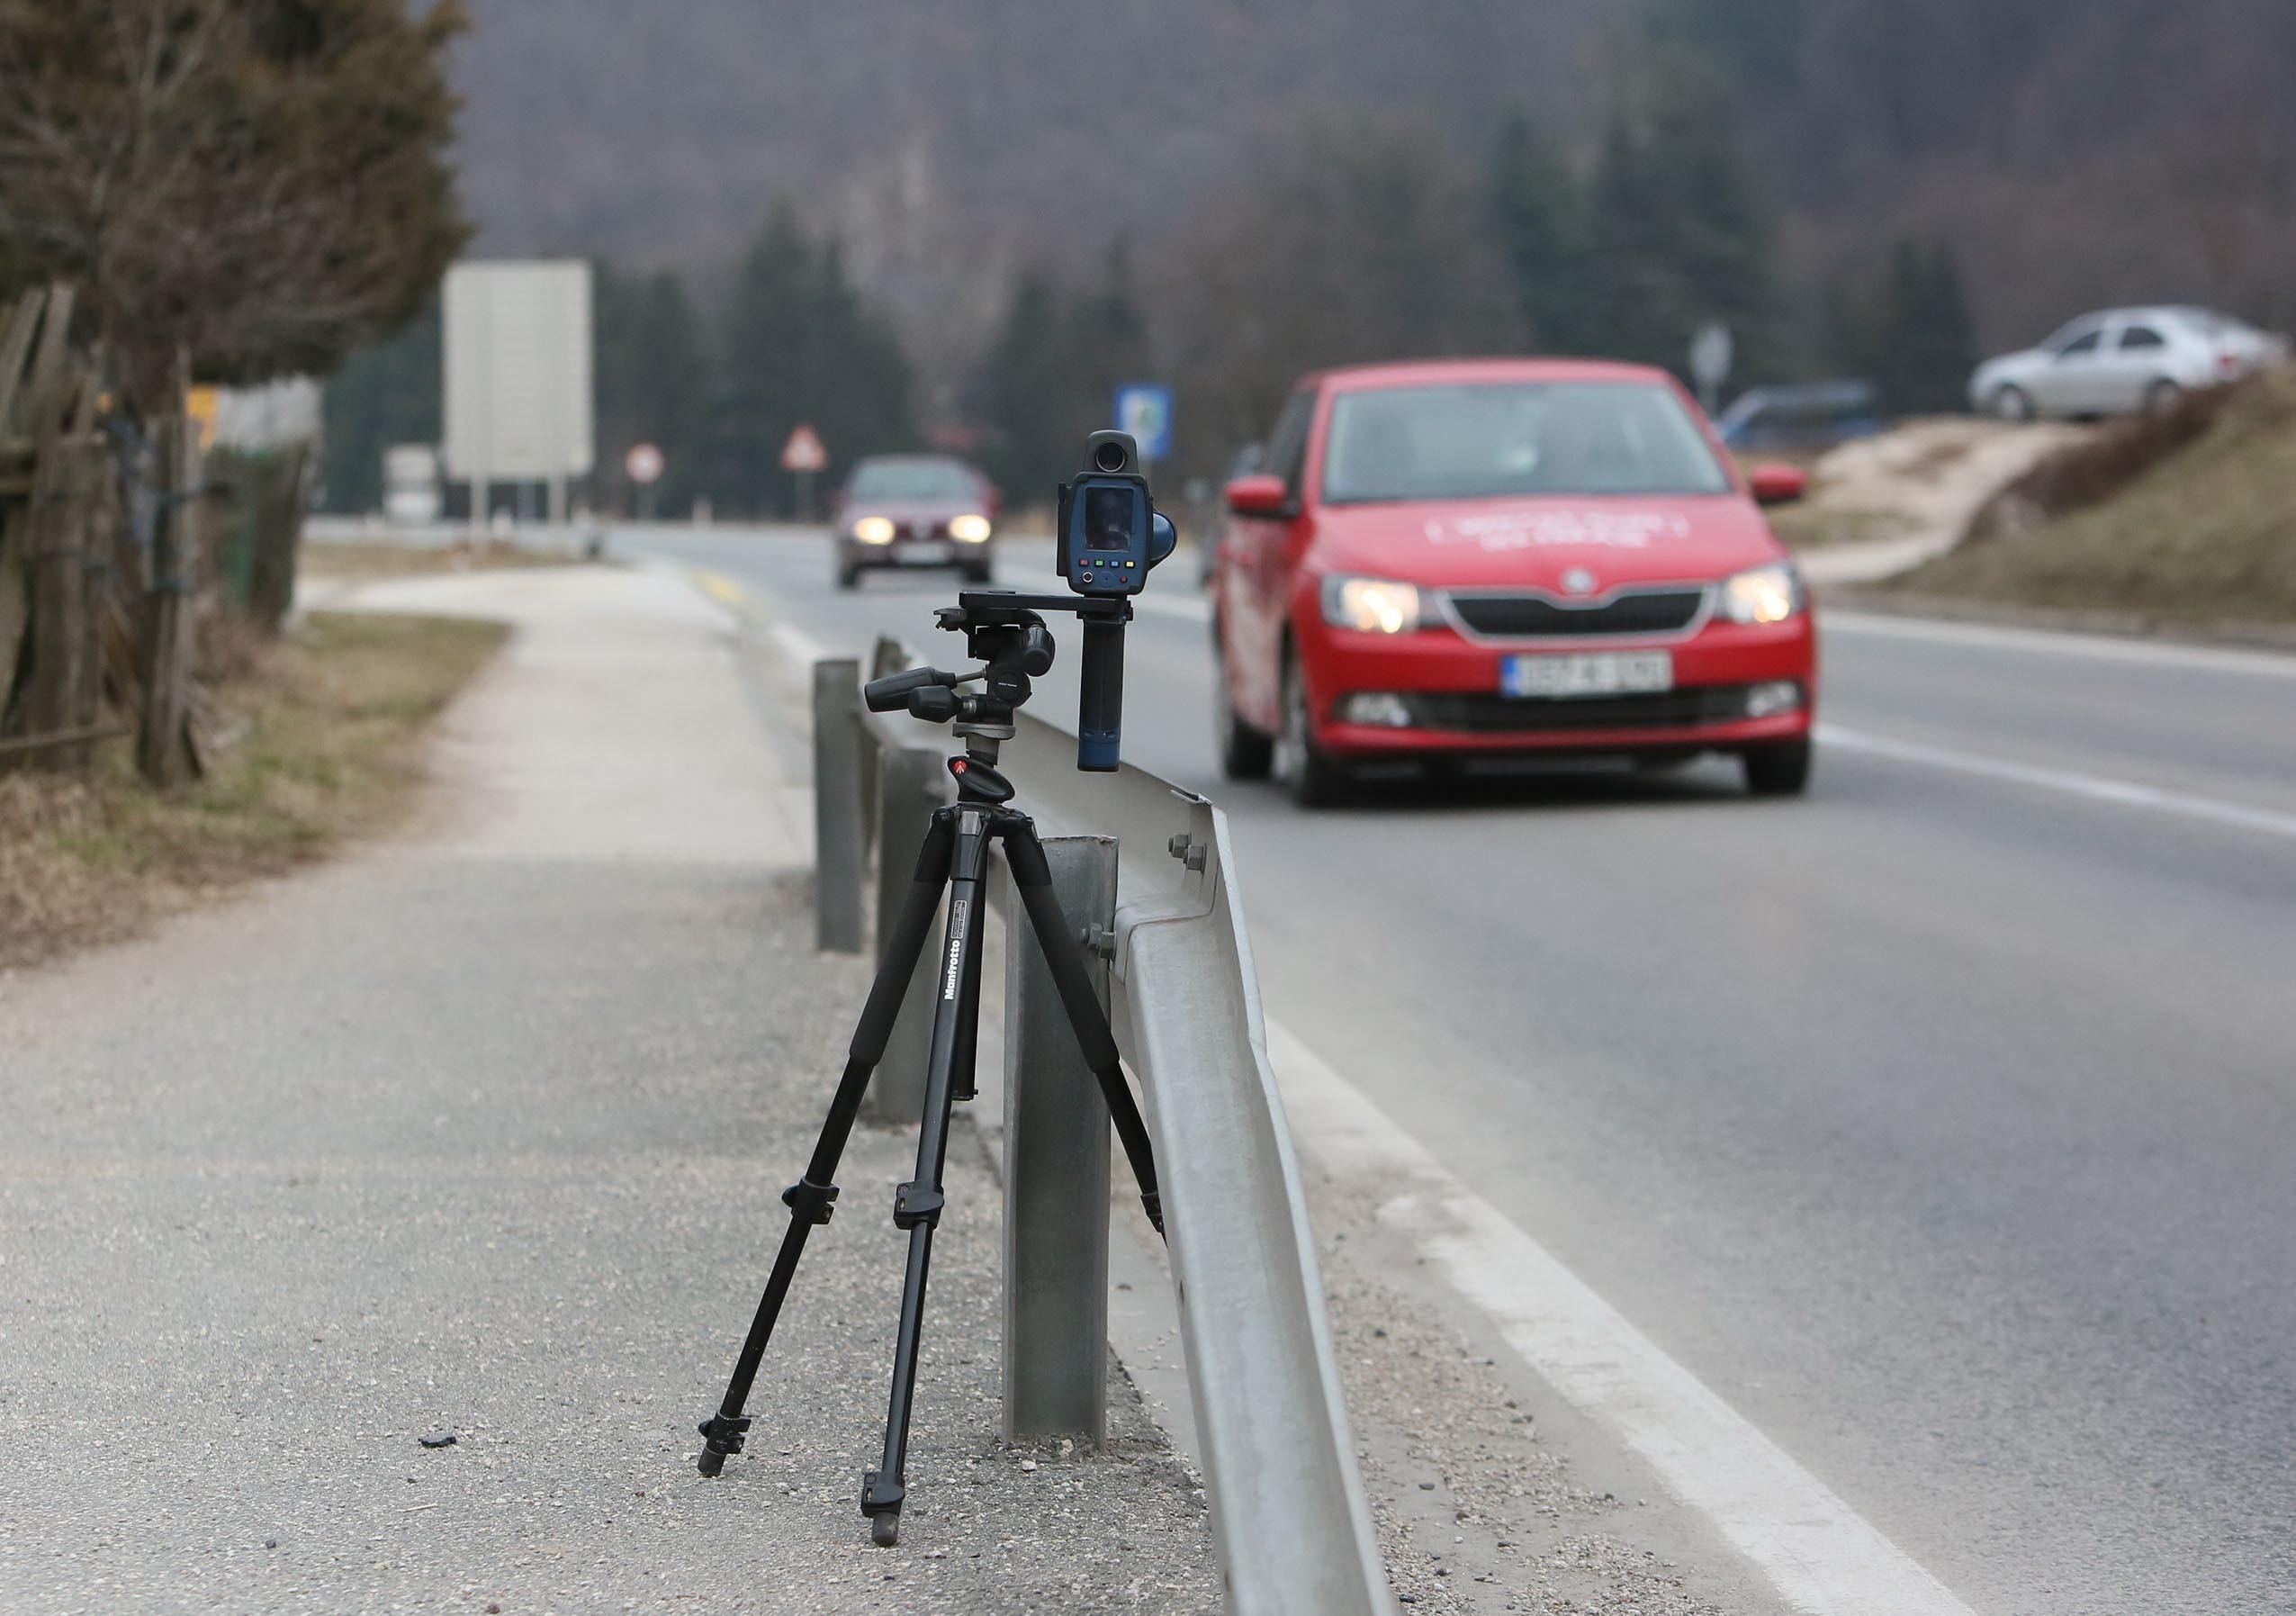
[
  {"x1": 1166, "y1": 832, "x2": 1209, "y2": 873},
  {"x1": 1079, "y1": 925, "x2": 1116, "y2": 961}
]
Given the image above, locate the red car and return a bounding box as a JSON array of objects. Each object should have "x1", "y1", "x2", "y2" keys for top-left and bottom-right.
[{"x1": 1211, "y1": 358, "x2": 1817, "y2": 804}]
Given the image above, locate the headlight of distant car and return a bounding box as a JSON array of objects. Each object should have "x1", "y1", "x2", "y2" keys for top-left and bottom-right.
[
  {"x1": 1320, "y1": 576, "x2": 1421, "y2": 635},
  {"x1": 949, "y1": 513, "x2": 992, "y2": 544},
  {"x1": 851, "y1": 516, "x2": 896, "y2": 546},
  {"x1": 1717, "y1": 564, "x2": 1805, "y2": 626}
]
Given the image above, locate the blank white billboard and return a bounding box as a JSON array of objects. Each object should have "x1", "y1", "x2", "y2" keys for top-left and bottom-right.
[{"x1": 442, "y1": 260, "x2": 594, "y2": 482}]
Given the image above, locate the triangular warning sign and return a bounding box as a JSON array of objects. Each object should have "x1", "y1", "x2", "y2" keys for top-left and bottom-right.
[{"x1": 781, "y1": 424, "x2": 828, "y2": 473}]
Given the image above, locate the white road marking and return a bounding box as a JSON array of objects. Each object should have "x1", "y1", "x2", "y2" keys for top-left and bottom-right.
[
  {"x1": 1823, "y1": 610, "x2": 2296, "y2": 680},
  {"x1": 1264, "y1": 1017, "x2": 1976, "y2": 1616},
  {"x1": 1818, "y1": 724, "x2": 2296, "y2": 842}
]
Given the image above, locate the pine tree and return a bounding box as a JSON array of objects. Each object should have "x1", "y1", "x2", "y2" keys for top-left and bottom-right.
[
  {"x1": 318, "y1": 301, "x2": 440, "y2": 515},
  {"x1": 597, "y1": 266, "x2": 711, "y2": 515},
  {"x1": 1580, "y1": 51, "x2": 1778, "y2": 383},
  {"x1": 976, "y1": 271, "x2": 1067, "y2": 501},
  {"x1": 1486, "y1": 113, "x2": 1589, "y2": 354},
  {"x1": 715, "y1": 205, "x2": 915, "y2": 516}
]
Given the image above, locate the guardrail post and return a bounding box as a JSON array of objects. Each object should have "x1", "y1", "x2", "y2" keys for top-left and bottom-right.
[
  {"x1": 865, "y1": 745, "x2": 942, "y2": 1122},
  {"x1": 811, "y1": 658, "x2": 864, "y2": 954},
  {"x1": 1000, "y1": 835, "x2": 1116, "y2": 1442}
]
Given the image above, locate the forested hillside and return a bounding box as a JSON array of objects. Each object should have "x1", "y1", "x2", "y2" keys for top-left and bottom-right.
[
  {"x1": 314, "y1": 0, "x2": 2296, "y2": 514},
  {"x1": 455, "y1": 0, "x2": 2295, "y2": 351}
]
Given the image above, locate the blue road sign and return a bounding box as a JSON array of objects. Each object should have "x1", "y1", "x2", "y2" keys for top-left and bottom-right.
[{"x1": 1113, "y1": 384, "x2": 1174, "y2": 462}]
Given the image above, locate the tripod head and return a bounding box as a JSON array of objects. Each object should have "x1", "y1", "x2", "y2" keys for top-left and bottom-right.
[{"x1": 862, "y1": 589, "x2": 1137, "y2": 772}]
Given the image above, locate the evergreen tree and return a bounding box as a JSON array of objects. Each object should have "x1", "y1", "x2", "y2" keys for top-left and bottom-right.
[
  {"x1": 1825, "y1": 239, "x2": 1977, "y2": 412},
  {"x1": 973, "y1": 240, "x2": 1154, "y2": 504},
  {"x1": 1580, "y1": 52, "x2": 1778, "y2": 383},
  {"x1": 975, "y1": 270, "x2": 1066, "y2": 501},
  {"x1": 1486, "y1": 112, "x2": 1589, "y2": 353},
  {"x1": 318, "y1": 301, "x2": 440, "y2": 514},
  {"x1": 715, "y1": 204, "x2": 915, "y2": 516},
  {"x1": 597, "y1": 265, "x2": 711, "y2": 515}
]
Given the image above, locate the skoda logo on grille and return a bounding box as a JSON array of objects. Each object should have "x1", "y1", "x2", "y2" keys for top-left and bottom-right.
[{"x1": 1561, "y1": 567, "x2": 1598, "y2": 597}]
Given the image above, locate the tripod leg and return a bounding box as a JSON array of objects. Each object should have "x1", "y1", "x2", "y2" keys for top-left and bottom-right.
[
  {"x1": 861, "y1": 807, "x2": 994, "y2": 1544},
  {"x1": 1001, "y1": 819, "x2": 1165, "y2": 1238},
  {"x1": 696, "y1": 812, "x2": 956, "y2": 1478}
]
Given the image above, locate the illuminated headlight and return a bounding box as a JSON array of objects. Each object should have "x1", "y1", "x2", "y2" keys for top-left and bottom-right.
[
  {"x1": 949, "y1": 513, "x2": 992, "y2": 544},
  {"x1": 1320, "y1": 576, "x2": 1421, "y2": 635},
  {"x1": 1717, "y1": 564, "x2": 1805, "y2": 626},
  {"x1": 852, "y1": 516, "x2": 896, "y2": 546}
]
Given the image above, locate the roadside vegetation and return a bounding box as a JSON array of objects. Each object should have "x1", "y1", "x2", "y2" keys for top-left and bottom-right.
[
  {"x1": 1890, "y1": 370, "x2": 2296, "y2": 627},
  {"x1": 0, "y1": 613, "x2": 503, "y2": 971},
  {"x1": 299, "y1": 537, "x2": 579, "y2": 581}
]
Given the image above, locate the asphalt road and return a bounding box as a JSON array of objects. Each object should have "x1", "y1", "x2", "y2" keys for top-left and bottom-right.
[{"x1": 637, "y1": 524, "x2": 2296, "y2": 1616}]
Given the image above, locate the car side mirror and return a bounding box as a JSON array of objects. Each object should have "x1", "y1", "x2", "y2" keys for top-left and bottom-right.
[
  {"x1": 982, "y1": 483, "x2": 1003, "y2": 519},
  {"x1": 1748, "y1": 464, "x2": 1807, "y2": 507},
  {"x1": 1225, "y1": 474, "x2": 1292, "y2": 517}
]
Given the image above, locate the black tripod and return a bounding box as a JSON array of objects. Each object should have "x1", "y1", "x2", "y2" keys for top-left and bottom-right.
[{"x1": 696, "y1": 600, "x2": 1164, "y2": 1548}]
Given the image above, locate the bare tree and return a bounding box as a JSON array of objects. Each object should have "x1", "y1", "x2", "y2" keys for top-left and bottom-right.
[{"x1": 0, "y1": 0, "x2": 468, "y2": 416}]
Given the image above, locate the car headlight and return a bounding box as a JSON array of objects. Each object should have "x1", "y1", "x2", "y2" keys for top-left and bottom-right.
[
  {"x1": 949, "y1": 513, "x2": 992, "y2": 544},
  {"x1": 851, "y1": 516, "x2": 896, "y2": 546},
  {"x1": 1320, "y1": 576, "x2": 1421, "y2": 635},
  {"x1": 1717, "y1": 564, "x2": 1804, "y2": 626}
]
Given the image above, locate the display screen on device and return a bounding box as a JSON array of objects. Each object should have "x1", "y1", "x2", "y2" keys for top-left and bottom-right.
[{"x1": 1084, "y1": 486, "x2": 1139, "y2": 551}]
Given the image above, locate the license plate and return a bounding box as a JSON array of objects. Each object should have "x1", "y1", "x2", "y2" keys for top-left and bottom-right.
[
  {"x1": 900, "y1": 542, "x2": 953, "y2": 564},
  {"x1": 1501, "y1": 650, "x2": 1674, "y2": 699}
]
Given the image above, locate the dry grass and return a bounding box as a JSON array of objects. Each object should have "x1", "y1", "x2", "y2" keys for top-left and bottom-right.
[
  {"x1": 300, "y1": 537, "x2": 576, "y2": 580},
  {"x1": 0, "y1": 611, "x2": 506, "y2": 971},
  {"x1": 1894, "y1": 369, "x2": 2296, "y2": 625}
]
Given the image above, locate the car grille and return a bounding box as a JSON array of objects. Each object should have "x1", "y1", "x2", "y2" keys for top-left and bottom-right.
[
  {"x1": 893, "y1": 520, "x2": 947, "y2": 541},
  {"x1": 1446, "y1": 588, "x2": 1706, "y2": 638},
  {"x1": 1405, "y1": 684, "x2": 1774, "y2": 734}
]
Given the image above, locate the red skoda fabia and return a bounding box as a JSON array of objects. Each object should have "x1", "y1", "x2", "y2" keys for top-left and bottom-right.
[{"x1": 1211, "y1": 358, "x2": 1818, "y2": 804}]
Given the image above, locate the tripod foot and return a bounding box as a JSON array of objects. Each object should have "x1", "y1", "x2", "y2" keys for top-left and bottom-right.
[
  {"x1": 697, "y1": 1413, "x2": 752, "y2": 1477},
  {"x1": 860, "y1": 1468, "x2": 905, "y2": 1546}
]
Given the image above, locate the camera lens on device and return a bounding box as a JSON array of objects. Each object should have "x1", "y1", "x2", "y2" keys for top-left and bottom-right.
[{"x1": 1092, "y1": 440, "x2": 1129, "y2": 473}]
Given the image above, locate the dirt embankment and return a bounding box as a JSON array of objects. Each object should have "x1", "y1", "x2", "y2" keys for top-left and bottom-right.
[{"x1": 1890, "y1": 370, "x2": 2296, "y2": 627}]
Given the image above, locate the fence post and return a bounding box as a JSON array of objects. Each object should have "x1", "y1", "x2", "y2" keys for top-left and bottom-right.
[
  {"x1": 811, "y1": 658, "x2": 865, "y2": 953},
  {"x1": 137, "y1": 387, "x2": 199, "y2": 788},
  {"x1": 1001, "y1": 834, "x2": 1117, "y2": 1443},
  {"x1": 866, "y1": 745, "x2": 943, "y2": 1121}
]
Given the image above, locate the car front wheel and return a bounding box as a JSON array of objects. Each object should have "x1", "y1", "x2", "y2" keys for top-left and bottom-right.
[
  {"x1": 1990, "y1": 384, "x2": 2036, "y2": 422},
  {"x1": 1274, "y1": 646, "x2": 1350, "y2": 807},
  {"x1": 1742, "y1": 738, "x2": 1813, "y2": 798}
]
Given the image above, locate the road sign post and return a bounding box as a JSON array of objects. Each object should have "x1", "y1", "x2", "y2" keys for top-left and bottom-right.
[
  {"x1": 1690, "y1": 322, "x2": 1734, "y2": 417},
  {"x1": 626, "y1": 441, "x2": 664, "y2": 522},
  {"x1": 782, "y1": 424, "x2": 828, "y2": 520}
]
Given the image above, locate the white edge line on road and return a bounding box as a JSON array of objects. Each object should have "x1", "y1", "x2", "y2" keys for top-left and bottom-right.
[
  {"x1": 1818, "y1": 723, "x2": 2296, "y2": 842},
  {"x1": 1823, "y1": 610, "x2": 2296, "y2": 679},
  {"x1": 1263, "y1": 1016, "x2": 1975, "y2": 1616}
]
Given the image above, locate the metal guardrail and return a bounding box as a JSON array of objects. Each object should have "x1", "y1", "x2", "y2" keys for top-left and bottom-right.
[{"x1": 813, "y1": 637, "x2": 1389, "y2": 1615}]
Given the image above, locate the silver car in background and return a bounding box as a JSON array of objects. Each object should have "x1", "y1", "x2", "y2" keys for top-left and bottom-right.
[{"x1": 1968, "y1": 306, "x2": 2288, "y2": 420}]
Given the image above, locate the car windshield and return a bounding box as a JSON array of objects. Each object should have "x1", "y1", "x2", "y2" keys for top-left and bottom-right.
[
  {"x1": 1320, "y1": 382, "x2": 1731, "y2": 503},
  {"x1": 846, "y1": 459, "x2": 978, "y2": 501}
]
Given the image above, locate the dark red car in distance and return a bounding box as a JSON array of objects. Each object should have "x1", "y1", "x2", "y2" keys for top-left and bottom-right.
[
  {"x1": 1210, "y1": 358, "x2": 1817, "y2": 804},
  {"x1": 833, "y1": 454, "x2": 999, "y2": 590}
]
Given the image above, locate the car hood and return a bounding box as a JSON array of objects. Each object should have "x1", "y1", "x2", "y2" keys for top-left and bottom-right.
[
  {"x1": 843, "y1": 499, "x2": 982, "y2": 526},
  {"x1": 1310, "y1": 495, "x2": 1788, "y2": 590},
  {"x1": 1975, "y1": 348, "x2": 2047, "y2": 381}
]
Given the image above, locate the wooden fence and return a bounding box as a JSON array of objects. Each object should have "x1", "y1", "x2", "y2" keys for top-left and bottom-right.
[{"x1": 0, "y1": 285, "x2": 204, "y2": 783}]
